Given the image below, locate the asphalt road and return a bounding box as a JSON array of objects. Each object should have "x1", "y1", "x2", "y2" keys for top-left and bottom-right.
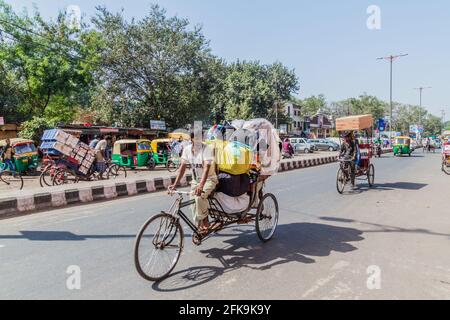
[{"x1": 0, "y1": 152, "x2": 449, "y2": 299}]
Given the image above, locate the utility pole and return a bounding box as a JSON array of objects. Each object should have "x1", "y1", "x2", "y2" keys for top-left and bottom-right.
[
  {"x1": 414, "y1": 86, "x2": 432, "y2": 127},
  {"x1": 275, "y1": 102, "x2": 278, "y2": 129},
  {"x1": 377, "y1": 54, "x2": 408, "y2": 138}
]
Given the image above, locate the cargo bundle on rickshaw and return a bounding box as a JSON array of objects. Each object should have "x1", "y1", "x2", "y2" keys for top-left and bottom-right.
[
  {"x1": 205, "y1": 119, "x2": 281, "y2": 213},
  {"x1": 0, "y1": 138, "x2": 38, "y2": 174},
  {"x1": 335, "y1": 114, "x2": 375, "y2": 193},
  {"x1": 40, "y1": 129, "x2": 96, "y2": 176}
]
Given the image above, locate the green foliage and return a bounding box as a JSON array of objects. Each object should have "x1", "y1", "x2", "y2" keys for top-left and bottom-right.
[
  {"x1": 18, "y1": 116, "x2": 51, "y2": 142},
  {"x1": 222, "y1": 60, "x2": 299, "y2": 121},
  {"x1": 0, "y1": 0, "x2": 97, "y2": 124},
  {"x1": 298, "y1": 94, "x2": 329, "y2": 116},
  {"x1": 91, "y1": 5, "x2": 216, "y2": 128}
]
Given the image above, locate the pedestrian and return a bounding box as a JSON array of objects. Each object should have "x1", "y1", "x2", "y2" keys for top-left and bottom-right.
[
  {"x1": 89, "y1": 135, "x2": 100, "y2": 149},
  {"x1": 1, "y1": 138, "x2": 16, "y2": 172},
  {"x1": 95, "y1": 135, "x2": 112, "y2": 178}
]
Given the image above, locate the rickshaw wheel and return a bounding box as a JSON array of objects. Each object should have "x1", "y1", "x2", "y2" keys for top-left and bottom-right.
[
  {"x1": 107, "y1": 164, "x2": 127, "y2": 180},
  {"x1": 147, "y1": 159, "x2": 156, "y2": 170},
  {"x1": 39, "y1": 167, "x2": 54, "y2": 187},
  {"x1": 167, "y1": 160, "x2": 178, "y2": 173},
  {"x1": 0, "y1": 171, "x2": 24, "y2": 191},
  {"x1": 442, "y1": 162, "x2": 450, "y2": 175},
  {"x1": 367, "y1": 164, "x2": 375, "y2": 187},
  {"x1": 134, "y1": 213, "x2": 184, "y2": 282},
  {"x1": 336, "y1": 168, "x2": 346, "y2": 194},
  {"x1": 52, "y1": 168, "x2": 78, "y2": 186},
  {"x1": 255, "y1": 193, "x2": 279, "y2": 242}
]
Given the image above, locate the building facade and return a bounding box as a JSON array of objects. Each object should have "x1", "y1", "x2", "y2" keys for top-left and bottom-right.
[
  {"x1": 309, "y1": 110, "x2": 333, "y2": 138},
  {"x1": 282, "y1": 103, "x2": 311, "y2": 137}
]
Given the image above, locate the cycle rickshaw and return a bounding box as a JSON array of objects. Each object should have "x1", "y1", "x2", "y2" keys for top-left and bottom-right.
[
  {"x1": 133, "y1": 119, "x2": 281, "y2": 282},
  {"x1": 335, "y1": 115, "x2": 375, "y2": 194}
]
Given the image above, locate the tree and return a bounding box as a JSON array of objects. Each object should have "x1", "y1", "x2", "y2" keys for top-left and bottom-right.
[
  {"x1": 0, "y1": 0, "x2": 98, "y2": 125},
  {"x1": 221, "y1": 60, "x2": 298, "y2": 121},
  {"x1": 299, "y1": 94, "x2": 328, "y2": 117},
  {"x1": 332, "y1": 94, "x2": 386, "y2": 120},
  {"x1": 91, "y1": 5, "x2": 216, "y2": 128}
]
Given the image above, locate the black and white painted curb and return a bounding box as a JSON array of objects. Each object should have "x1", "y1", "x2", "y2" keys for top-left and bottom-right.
[
  {"x1": 279, "y1": 155, "x2": 338, "y2": 172},
  {"x1": 0, "y1": 175, "x2": 192, "y2": 217},
  {"x1": 0, "y1": 150, "x2": 392, "y2": 217}
]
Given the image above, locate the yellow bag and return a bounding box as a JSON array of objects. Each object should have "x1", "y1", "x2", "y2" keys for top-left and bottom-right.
[{"x1": 215, "y1": 140, "x2": 253, "y2": 175}]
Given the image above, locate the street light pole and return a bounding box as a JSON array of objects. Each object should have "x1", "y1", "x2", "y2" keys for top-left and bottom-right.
[
  {"x1": 414, "y1": 86, "x2": 432, "y2": 127},
  {"x1": 377, "y1": 53, "x2": 408, "y2": 137}
]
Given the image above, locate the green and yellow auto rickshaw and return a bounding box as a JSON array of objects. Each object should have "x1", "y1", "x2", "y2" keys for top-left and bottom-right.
[
  {"x1": 393, "y1": 136, "x2": 412, "y2": 157},
  {"x1": 0, "y1": 138, "x2": 39, "y2": 174},
  {"x1": 150, "y1": 139, "x2": 171, "y2": 167},
  {"x1": 112, "y1": 139, "x2": 154, "y2": 169}
]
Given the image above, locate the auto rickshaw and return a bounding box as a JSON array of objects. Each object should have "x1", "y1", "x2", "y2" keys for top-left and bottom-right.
[
  {"x1": 0, "y1": 138, "x2": 39, "y2": 174},
  {"x1": 393, "y1": 136, "x2": 412, "y2": 157},
  {"x1": 112, "y1": 139, "x2": 154, "y2": 169},
  {"x1": 150, "y1": 139, "x2": 171, "y2": 167}
]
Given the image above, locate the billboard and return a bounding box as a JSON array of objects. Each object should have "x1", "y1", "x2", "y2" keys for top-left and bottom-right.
[
  {"x1": 410, "y1": 125, "x2": 424, "y2": 133},
  {"x1": 150, "y1": 120, "x2": 166, "y2": 131}
]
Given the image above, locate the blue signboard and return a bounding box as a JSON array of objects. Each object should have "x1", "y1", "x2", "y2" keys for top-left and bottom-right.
[{"x1": 378, "y1": 118, "x2": 386, "y2": 132}]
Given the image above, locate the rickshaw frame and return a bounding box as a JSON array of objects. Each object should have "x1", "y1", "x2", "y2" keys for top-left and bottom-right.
[
  {"x1": 133, "y1": 176, "x2": 279, "y2": 282},
  {"x1": 335, "y1": 115, "x2": 375, "y2": 193}
]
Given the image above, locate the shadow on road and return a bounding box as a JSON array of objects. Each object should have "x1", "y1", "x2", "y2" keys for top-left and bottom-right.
[
  {"x1": 341, "y1": 182, "x2": 428, "y2": 195},
  {"x1": 320, "y1": 216, "x2": 450, "y2": 238},
  {"x1": 152, "y1": 222, "x2": 364, "y2": 292}
]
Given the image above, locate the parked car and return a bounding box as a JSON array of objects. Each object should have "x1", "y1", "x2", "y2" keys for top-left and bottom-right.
[
  {"x1": 307, "y1": 139, "x2": 339, "y2": 151},
  {"x1": 289, "y1": 138, "x2": 315, "y2": 154}
]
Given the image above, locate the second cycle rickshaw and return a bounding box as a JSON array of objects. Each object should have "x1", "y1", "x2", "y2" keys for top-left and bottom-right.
[{"x1": 335, "y1": 115, "x2": 375, "y2": 194}]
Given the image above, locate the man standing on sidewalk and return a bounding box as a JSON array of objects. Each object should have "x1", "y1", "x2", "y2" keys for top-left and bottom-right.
[
  {"x1": 95, "y1": 135, "x2": 112, "y2": 178},
  {"x1": 1, "y1": 138, "x2": 16, "y2": 172}
]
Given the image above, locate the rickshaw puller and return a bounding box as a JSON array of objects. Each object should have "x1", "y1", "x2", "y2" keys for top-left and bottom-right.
[
  {"x1": 168, "y1": 134, "x2": 218, "y2": 234},
  {"x1": 340, "y1": 132, "x2": 357, "y2": 189}
]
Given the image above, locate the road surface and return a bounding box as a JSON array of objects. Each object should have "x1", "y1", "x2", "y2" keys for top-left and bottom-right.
[{"x1": 0, "y1": 152, "x2": 449, "y2": 299}]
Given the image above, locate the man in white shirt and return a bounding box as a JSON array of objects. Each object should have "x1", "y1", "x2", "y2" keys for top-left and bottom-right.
[
  {"x1": 95, "y1": 135, "x2": 111, "y2": 177},
  {"x1": 168, "y1": 133, "x2": 218, "y2": 233}
]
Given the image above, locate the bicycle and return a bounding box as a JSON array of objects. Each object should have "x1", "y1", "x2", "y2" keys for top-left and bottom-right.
[
  {"x1": 0, "y1": 163, "x2": 24, "y2": 191},
  {"x1": 336, "y1": 158, "x2": 374, "y2": 194},
  {"x1": 134, "y1": 182, "x2": 279, "y2": 282},
  {"x1": 166, "y1": 154, "x2": 181, "y2": 173},
  {"x1": 52, "y1": 159, "x2": 127, "y2": 186}
]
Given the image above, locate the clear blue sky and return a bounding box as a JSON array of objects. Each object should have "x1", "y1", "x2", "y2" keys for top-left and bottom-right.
[{"x1": 7, "y1": 0, "x2": 450, "y2": 119}]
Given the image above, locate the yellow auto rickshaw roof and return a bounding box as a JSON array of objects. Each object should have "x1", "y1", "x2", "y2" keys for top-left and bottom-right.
[
  {"x1": 168, "y1": 132, "x2": 191, "y2": 141},
  {"x1": 151, "y1": 139, "x2": 171, "y2": 150},
  {"x1": 114, "y1": 139, "x2": 151, "y2": 145},
  {"x1": 0, "y1": 138, "x2": 35, "y2": 147}
]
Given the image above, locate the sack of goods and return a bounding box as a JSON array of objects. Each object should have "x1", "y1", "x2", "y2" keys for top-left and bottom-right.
[
  {"x1": 214, "y1": 192, "x2": 250, "y2": 214},
  {"x1": 215, "y1": 140, "x2": 253, "y2": 176},
  {"x1": 216, "y1": 171, "x2": 250, "y2": 197}
]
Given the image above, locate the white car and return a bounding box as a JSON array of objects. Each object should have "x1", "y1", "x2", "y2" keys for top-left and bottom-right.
[{"x1": 289, "y1": 138, "x2": 315, "y2": 154}]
